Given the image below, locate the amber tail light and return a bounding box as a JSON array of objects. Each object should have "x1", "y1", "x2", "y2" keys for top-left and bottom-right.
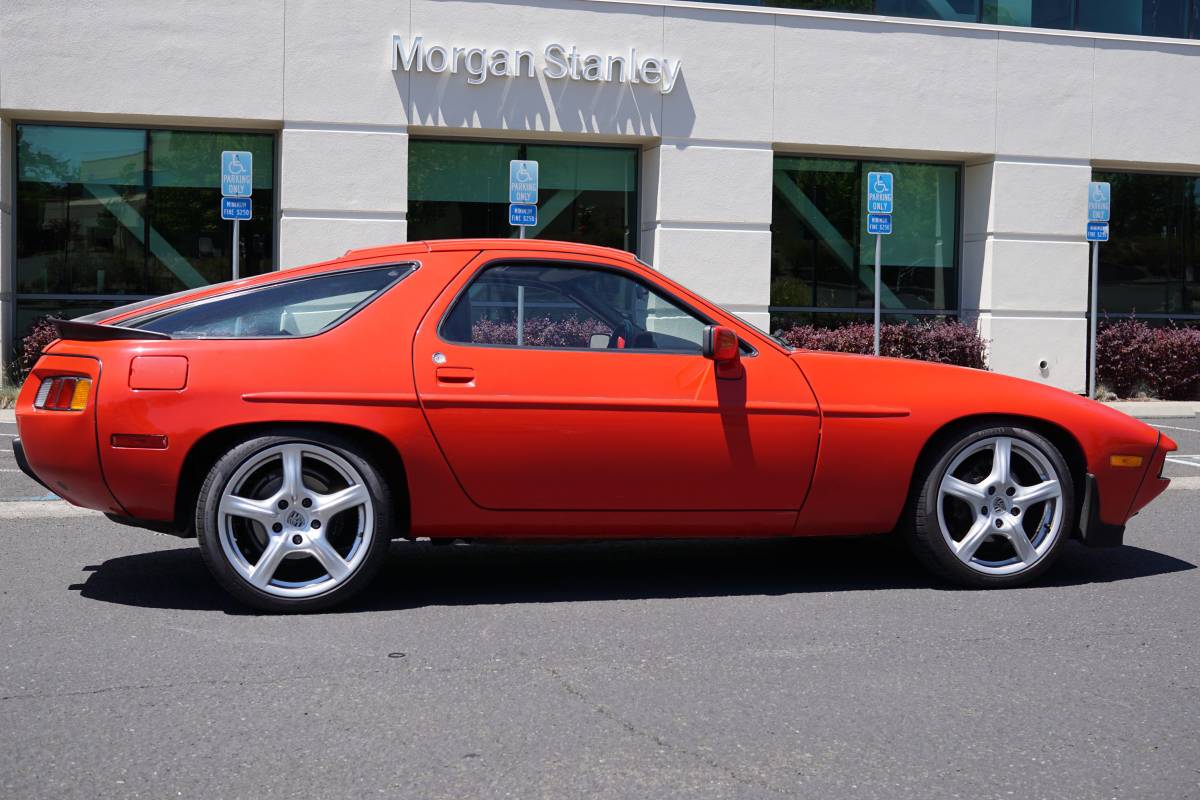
[{"x1": 33, "y1": 376, "x2": 92, "y2": 411}]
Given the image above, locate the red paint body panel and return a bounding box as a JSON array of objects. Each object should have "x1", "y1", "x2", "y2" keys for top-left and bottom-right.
[
  {"x1": 16, "y1": 354, "x2": 125, "y2": 515},
  {"x1": 13, "y1": 239, "x2": 1171, "y2": 545}
]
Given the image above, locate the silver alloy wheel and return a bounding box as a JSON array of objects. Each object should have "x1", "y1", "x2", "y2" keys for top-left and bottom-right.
[
  {"x1": 936, "y1": 435, "x2": 1065, "y2": 576},
  {"x1": 216, "y1": 442, "x2": 374, "y2": 598}
]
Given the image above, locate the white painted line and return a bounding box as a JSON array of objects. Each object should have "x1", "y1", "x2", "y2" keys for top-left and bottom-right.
[
  {"x1": 0, "y1": 433, "x2": 16, "y2": 438},
  {"x1": 1151, "y1": 423, "x2": 1200, "y2": 434},
  {"x1": 1166, "y1": 457, "x2": 1200, "y2": 469},
  {"x1": 0, "y1": 500, "x2": 102, "y2": 519}
]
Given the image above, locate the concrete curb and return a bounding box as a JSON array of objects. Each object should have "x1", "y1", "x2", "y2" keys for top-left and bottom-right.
[
  {"x1": 0, "y1": 409, "x2": 15, "y2": 424},
  {"x1": 1102, "y1": 401, "x2": 1200, "y2": 420}
]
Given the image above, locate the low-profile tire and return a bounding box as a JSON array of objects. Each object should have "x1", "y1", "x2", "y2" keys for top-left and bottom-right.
[
  {"x1": 195, "y1": 429, "x2": 394, "y2": 612},
  {"x1": 905, "y1": 424, "x2": 1076, "y2": 589}
]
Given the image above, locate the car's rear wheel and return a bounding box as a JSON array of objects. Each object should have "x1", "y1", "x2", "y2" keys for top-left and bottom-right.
[
  {"x1": 906, "y1": 424, "x2": 1075, "y2": 588},
  {"x1": 195, "y1": 430, "x2": 393, "y2": 612}
]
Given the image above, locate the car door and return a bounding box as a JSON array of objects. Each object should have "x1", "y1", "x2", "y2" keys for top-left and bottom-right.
[{"x1": 412, "y1": 255, "x2": 820, "y2": 512}]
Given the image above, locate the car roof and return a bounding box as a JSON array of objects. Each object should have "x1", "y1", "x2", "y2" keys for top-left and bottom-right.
[
  {"x1": 342, "y1": 238, "x2": 642, "y2": 264},
  {"x1": 96, "y1": 239, "x2": 644, "y2": 325}
]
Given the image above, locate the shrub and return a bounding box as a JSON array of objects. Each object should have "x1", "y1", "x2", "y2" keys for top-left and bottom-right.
[
  {"x1": 1097, "y1": 320, "x2": 1200, "y2": 400},
  {"x1": 18, "y1": 317, "x2": 61, "y2": 378},
  {"x1": 472, "y1": 316, "x2": 610, "y2": 348},
  {"x1": 778, "y1": 320, "x2": 987, "y2": 369}
]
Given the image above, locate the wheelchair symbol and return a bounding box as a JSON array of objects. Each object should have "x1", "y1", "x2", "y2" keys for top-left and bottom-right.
[
  {"x1": 873, "y1": 174, "x2": 890, "y2": 194},
  {"x1": 1091, "y1": 183, "x2": 1106, "y2": 201},
  {"x1": 515, "y1": 163, "x2": 532, "y2": 182},
  {"x1": 228, "y1": 155, "x2": 246, "y2": 175}
]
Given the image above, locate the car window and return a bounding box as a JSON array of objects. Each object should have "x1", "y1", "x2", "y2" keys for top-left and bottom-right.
[
  {"x1": 125, "y1": 265, "x2": 412, "y2": 338},
  {"x1": 441, "y1": 264, "x2": 709, "y2": 352}
]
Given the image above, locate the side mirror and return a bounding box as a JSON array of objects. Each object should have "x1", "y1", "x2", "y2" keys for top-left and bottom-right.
[
  {"x1": 589, "y1": 332, "x2": 610, "y2": 349},
  {"x1": 703, "y1": 325, "x2": 744, "y2": 380}
]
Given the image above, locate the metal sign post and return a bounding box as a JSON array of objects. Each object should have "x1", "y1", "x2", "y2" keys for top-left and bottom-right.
[
  {"x1": 221, "y1": 151, "x2": 253, "y2": 280},
  {"x1": 866, "y1": 172, "x2": 894, "y2": 356},
  {"x1": 1086, "y1": 182, "x2": 1111, "y2": 399}
]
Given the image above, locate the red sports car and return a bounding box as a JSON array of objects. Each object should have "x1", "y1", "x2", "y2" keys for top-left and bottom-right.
[{"x1": 14, "y1": 239, "x2": 1175, "y2": 612}]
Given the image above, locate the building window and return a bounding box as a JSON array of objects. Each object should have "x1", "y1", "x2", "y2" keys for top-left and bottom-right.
[
  {"x1": 690, "y1": 0, "x2": 1200, "y2": 38},
  {"x1": 13, "y1": 124, "x2": 275, "y2": 339},
  {"x1": 1095, "y1": 171, "x2": 1199, "y2": 321},
  {"x1": 770, "y1": 156, "x2": 960, "y2": 330},
  {"x1": 408, "y1": 139, "x2": 638, "y2": 253}
]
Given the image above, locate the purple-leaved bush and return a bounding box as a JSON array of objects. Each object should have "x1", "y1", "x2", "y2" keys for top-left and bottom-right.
[
  {"x1": 472, "y1": 316, "x2": 611, "y2": 348},
  {"x1": 1097, "y1": 320, "x2": 1200, "y2": 400},
  {"x1": 779, "y1": 321, "x2": 987, "y2": 370},
  {"x1": 19, "y1": 317, "x2": 60, "y2": 378}
]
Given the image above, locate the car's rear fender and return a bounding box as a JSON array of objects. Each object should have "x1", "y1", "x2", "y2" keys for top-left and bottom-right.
[{"x1": 14, "y1": 351, "x2": 127, "y2": 514}]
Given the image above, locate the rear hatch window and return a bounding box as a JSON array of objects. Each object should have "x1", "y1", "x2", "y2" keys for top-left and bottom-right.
[{"x1": 121, "y1": 264, "x2": 414, "y2": 339}]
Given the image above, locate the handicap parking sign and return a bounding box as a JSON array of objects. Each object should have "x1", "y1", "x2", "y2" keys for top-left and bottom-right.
[
  {"x1": 221, "y1": 151, "x2": 253, "y2": 198},
  {"x1": 867, "y1": 172, "x2": 893, "y2": 214}
]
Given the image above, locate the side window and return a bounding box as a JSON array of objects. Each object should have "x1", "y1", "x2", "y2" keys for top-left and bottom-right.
[
  {"x1": 127, "y1": 265, "x2": 411, "y2": 338},
  {"x1": 441, "y1": 264, "x2": 709, "y2": 353}
]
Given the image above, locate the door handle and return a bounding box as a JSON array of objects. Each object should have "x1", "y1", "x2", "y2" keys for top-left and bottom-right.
[{"x1": 435, "y1": 366, "x2": 475, "y2": 385}]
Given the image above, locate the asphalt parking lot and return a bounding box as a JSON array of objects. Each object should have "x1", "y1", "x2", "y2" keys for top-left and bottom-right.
[{"x1": 1, "y1": 417, "x2": 1198, "y2": 799}]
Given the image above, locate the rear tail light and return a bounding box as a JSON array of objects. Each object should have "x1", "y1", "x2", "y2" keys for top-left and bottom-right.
[{"x1": 33, "y1": 376, "x2": 92, "y2": 411}]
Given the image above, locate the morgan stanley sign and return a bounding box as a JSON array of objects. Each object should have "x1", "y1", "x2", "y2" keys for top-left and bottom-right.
[{"x1": 392, "y1": 35, "x2": 683, "y2": 94}]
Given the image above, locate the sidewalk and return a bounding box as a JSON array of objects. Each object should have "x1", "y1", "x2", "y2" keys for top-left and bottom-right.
[
  {"x1": 1103, "y1": 400, "x2": 1200, "y2": 420},
  {"x1": 0, "y1": 409, "x2": 14, "y2": 424}
]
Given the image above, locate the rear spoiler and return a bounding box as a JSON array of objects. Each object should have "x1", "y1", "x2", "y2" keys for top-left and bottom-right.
[{"x1": 54, "y1": 319, "x2": 172, "y2": 342}]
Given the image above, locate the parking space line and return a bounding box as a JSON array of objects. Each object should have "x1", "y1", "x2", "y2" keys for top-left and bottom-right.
[
  {"x1": 1165, "y1": 457, "x2": 1200, "y2": 469},
  {"x1": 1151, "y1": 423, "x2": 1200, "y2": 433}
]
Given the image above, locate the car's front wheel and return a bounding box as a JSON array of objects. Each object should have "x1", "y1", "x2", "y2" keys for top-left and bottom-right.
[
  {"x1": 906, "y1": 424, "x2": 1076, "y2": 588},
  {"x1": 195, "y1": 430, "x2": 394, "y2": 612}
]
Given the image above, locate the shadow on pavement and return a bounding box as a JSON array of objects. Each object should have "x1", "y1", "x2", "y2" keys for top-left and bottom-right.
[{"x1": 70, "y1": 535, "x2": 1197, "y2": 615}]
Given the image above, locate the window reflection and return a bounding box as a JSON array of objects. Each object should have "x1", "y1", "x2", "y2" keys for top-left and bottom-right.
[
  {"x1": 408, "y1": 139, "x2": 637, "y2": 253},
  {"x1": 770, "y1": 157, "x2": 960, "y2": 331},
  {"x1": 14, "y1": 124, "x2": 276, "y2": 339},
  {"x1": 1096, "y1": 171, "x2": 1200, "y2": 320}
]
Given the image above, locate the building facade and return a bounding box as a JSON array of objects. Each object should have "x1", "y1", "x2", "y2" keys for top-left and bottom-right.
[{"x1": 1, "y1": 0, "x2": 1198, "y2": 391}]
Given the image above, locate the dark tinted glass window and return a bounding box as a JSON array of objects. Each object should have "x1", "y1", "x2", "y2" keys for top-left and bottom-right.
[
  {"x1": 129, "y1": 266, "x2": 410, "y2": 338},
  {"x1": 408, "y1": 140, "x2": 638, "y2": 253},
  {"x1": 876, "y1": 0, "x2": 978, "y2": 21},
  {"x1": 1096, "y1": 171, "x2": 1199, "y2": 319},
  {"x1": 13, "y1": 124, "x2": 276, "y2": 340},
  {"x1": 982, "y1": 0, "x2": 1074, "y2": 27},
  {"x1": 1078, "y1": 0, "x2": 1191, "y2": 37},
  {"x1": 771, "y1": 156, "x2": 959, "y2": 331},
  {"x1": 442, "y1": 265, "x2": 708, "y2": 352}
]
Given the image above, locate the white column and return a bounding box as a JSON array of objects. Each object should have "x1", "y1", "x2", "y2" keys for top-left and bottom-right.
[
  {"x1": 279, "y1": 0, "x2": 411, "y2": 268},
  {"x1": 961, "y1": 158, "x2": 1091, "y2": 392},
  {"x1": 278, "y1": 126, "x2": 409, "y2": 268},
  {"x1": 641, "y1": 141, "x2": 774, "y2": 332}
]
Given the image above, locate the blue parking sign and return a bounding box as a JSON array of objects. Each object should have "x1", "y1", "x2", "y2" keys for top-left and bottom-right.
[
  {"x1": 867, "y1": 172, "x2": 893, "y2": 214},
  {"x1": 509, "y1": 203, "x2": 537, "y2": 227},
  {"x1": 509, "y1": 160, "x2": 539, "y2": 204},
  {"x1": 221, "y1": 197, "x2": 252, "y2": 221},
  {"x1": 1088, "y1": 182, "x2": 1111, "y2": 222},
  {"x1": 1086, "y1": 221, "x2": 1109, "y2": 242},
  {"x1": 867, "y1": 213, "x2": 892, "y2": 235},
  {"x1": 221, "y1": 151, "x2": 253, "y2": 198}
]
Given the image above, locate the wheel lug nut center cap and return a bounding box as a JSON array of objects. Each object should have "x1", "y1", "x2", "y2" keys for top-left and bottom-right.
[
  {"x1": 286, "y1": 509, "x2": 306, "y2": 528},
  {"x1": 992, "y1": 497, "x2": 1006, "y2": 514}
]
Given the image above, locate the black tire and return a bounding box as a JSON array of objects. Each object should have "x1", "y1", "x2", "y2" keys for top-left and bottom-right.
[
  {"x1": 905, "y1": 424, "x2": 1076, "y2": 589},
  {"x1": 195, "y1": 429, "x2": 394, "y2": 612}
]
